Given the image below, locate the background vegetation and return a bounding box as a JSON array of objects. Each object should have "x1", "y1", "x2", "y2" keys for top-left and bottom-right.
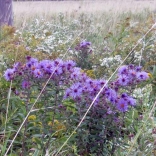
[{"x1": 0, "y1": 0, "x2": 156, "y2": 155}]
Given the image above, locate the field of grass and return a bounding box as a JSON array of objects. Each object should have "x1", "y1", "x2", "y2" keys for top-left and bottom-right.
[
  {"x1": 0, "y1": 0, "x2": 156, "y2": 156},
  {"x1": 13, "y1": 0, "x2": 156, "y2": 27}
]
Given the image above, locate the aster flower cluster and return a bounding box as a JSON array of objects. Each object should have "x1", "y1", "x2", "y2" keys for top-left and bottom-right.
[
  {"x1": 64, "y1": 77, "x2": 134, "y2": 112},
  {"x1": 4, "y1": 56, "x2": 149, "y2": 113},
  {"x1": 74, "y1": 41, "x2": 93, "y2": 69},
  {"x1": 3, "y1": 56, "x2": 87, "y2": 90},
  {"x1": 116, "y1": 64, "x2": 149, "y2": 86},
  {"x1": 75, "y1": 41, "x2": 92, "y2": 51},
  {"x1": 65, "y1": 64, "x2": 149, "y2": 155},
  {"x1": 64, "y1": 64, "x2": 149, "y2": 113},
  {"x1": 3, "y1": 56, "x2": 150, "y2": 156}
]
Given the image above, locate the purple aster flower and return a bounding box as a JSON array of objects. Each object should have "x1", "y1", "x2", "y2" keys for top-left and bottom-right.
[
  {"x1": 136, "y1": 66, "x2": 142, "y2": 72},
  {"x1": 129, "y1": 69, "x2": 137, "y2": 78},
  {"x1": 80, "y1": 41, "x2": 91, "y2": 48},
  {"x1": 22, "y1": 80, "x2": 31, "y2": 89},
  {"x1": 98, "y1": 79, "x2": 107, "y2": 87},
  {"x1": 82, "y1": 84, "x2": 89, "y2": 93},
  {"x1": 65, "y1": 60, "x2": 76, "y2": 68},
  {"x1": 128, "y1": 64, "x2": 135, "y2": 70},
  {"x1": 70, "y1": 72, "x2": 79, "y2": 80},
  {"x1": 105, "y1": 88, "x2": 117, "y2": 104},
  {"x1": 39, "y1": 60, "x2": 50, "y2": 69},
  {"x1": 70, "y1": 83, "x2": 82, "y2": 99},
  {"x1": 26, "y1": 57, "x2": 38, "y2": 68},
  {"x1": 78, "y1": 73, "x2": 87, "y2": 84},
  {"x1": 30, "y1": 63, "x2": 39, "y2": 72},
  {"x1": 117, "y1": 75, "x2": 129, "y2": 86},
  {"x1": 88, "y1": 80, "x2": 101, "y2": 92},
  {"x1": 18, "y1": 71, "x2": 23, "y2": 76},
  {"x1": 118, "y1": 65, "x2": 128, "y2": 75},
  {"x1": 53, "y1": 58, "x2": 63, "y2": 67},
  {"x1": 28, "y1": 57, "x2": 38, "y2": 64},
  {"x1": 43, "y1": 61, "x2": 53, "y2": 74},
  {"x1": 126, "y1": 97, "x2": 136, "y2": 106},
  {"x1": 53, "y1": 66, "x2": 63, "y2": 75},
  {"x1": 117, "y1": 98, "x2": 128, "y2": 112},
  {"x1": 136, "y1": 71, "x2": 149, "y2": 81},
  {"x1": 26, "y1": 61, "x2": 32, "y2": 68},
  {"x1": 86, "y1": 78, "x2": 94, "y2": 86},
  {"x1": 121, "y1": 93, "x2": 128, "y2": 98},
  {"x1": 4, "y1": 69, "x2": 15, "y2": 81},
  {"x1": 13, "y1": 62, "x2": 21, "y2": 71},
  {"x1": 65, "y1": 61, "x2": 76, "y2": 72},
  {"x1": 26, "y1": 56, "x2": 31, "y2": 61},
  {"x1": 33, "y1": 69, "x2": 43, "y2": 78},
  {"x1": 70, "y1": 67, "x2": 81, "y2": 80}
]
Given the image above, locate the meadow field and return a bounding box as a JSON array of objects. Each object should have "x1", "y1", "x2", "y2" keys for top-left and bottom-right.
[
  {"x1": 13, "y1": 0, "x2": 156, "y2": 27},
  {"x1": 0, "y1": 0, "x2": 156, "y2": 155}
]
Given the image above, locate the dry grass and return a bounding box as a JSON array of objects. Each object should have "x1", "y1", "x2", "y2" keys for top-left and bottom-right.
[
  {"x1": 13, "y1": 0, "x2": 156, "y2": 14},
  {"x1": 13, "y1": 0, "x2": 156, "y2": 26}
]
